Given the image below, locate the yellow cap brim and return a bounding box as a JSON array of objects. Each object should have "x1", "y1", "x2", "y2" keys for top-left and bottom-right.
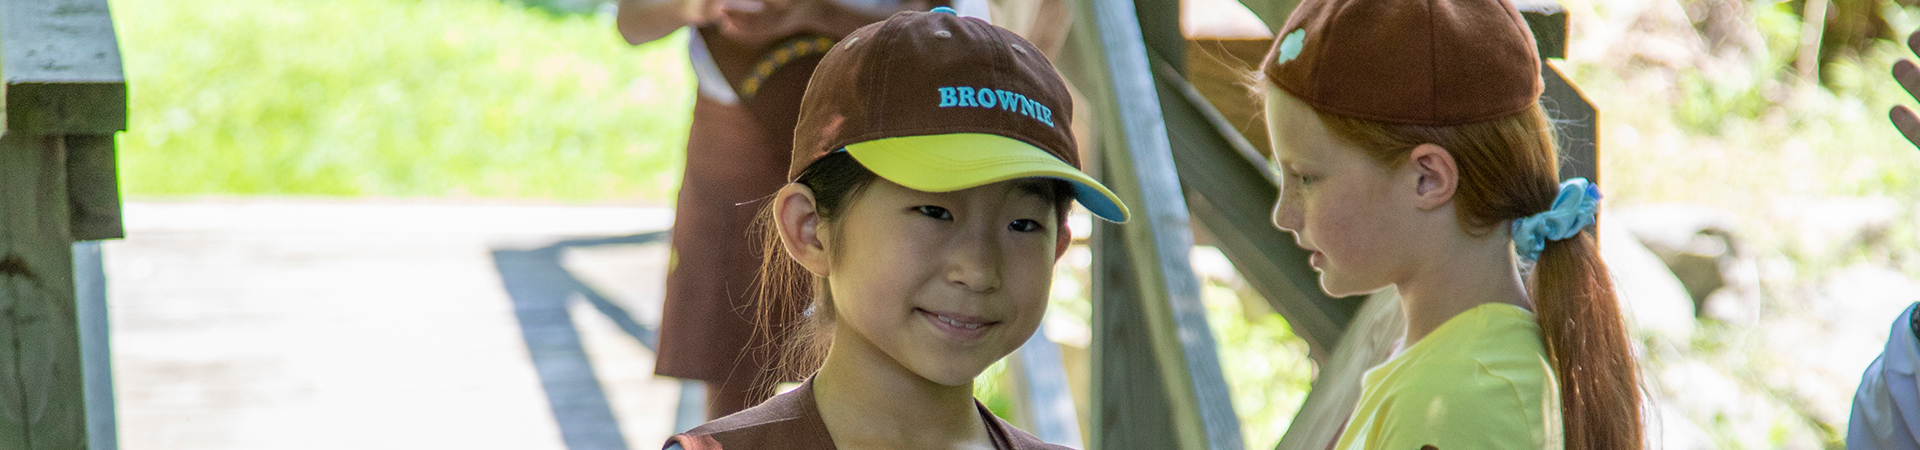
[{"x1": 844, "y1": 133, "x2": 1130, "y2": 222}]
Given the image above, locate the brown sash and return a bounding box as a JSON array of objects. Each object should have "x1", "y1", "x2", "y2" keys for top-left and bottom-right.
[{"x1": 666, "y1": 380, "x2": 1073, "y2": 450}]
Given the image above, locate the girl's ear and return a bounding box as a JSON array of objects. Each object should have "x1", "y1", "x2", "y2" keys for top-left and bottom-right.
[
  {"x1": 1053, "y1": 220, "x2": 1072, "y2": 262},
  {"x1": 775, "y1": 183, "x2": 831, "y2": 277},
  {"x1": 1406, "y1": 143, "x2": 1458, "y2": 210}
]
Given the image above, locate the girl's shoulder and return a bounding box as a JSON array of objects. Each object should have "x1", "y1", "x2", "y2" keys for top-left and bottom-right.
[
  {"x1": 1347, "y1": 366, "x2": 1561, "y2": 450},
  {"x1": 667, "y1": 384, "x2": 835, "y2": 450},
  {"x1": 1344, "y1": 305, "x2": 1561, "y2": 449},
  {"x1": 1384, "y1": 305, "x2": 1557, "y2": 419},
  {"x1": 981, "y1": 406, "x2": 1078, "y2": 450},
  {"x1": 666, "y1": 384, "x2": 1080, "y2": 450}
]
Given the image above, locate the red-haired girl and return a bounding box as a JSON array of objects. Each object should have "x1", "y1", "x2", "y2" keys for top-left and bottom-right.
[{"x1": 1261, "y1": 0, "x2": 1644, "y2": 448}]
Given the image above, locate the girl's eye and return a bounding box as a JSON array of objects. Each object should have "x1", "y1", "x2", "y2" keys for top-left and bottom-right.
[
  {"x1": 915, "y1": 205, "x2": 953, "y2": 221},
  {"x1": 1293, "y1": 173, "x2": 1316, "y2": 186},
  {"x1": 1008, "y1": 219, "x2": 1045, "y2": 233}
]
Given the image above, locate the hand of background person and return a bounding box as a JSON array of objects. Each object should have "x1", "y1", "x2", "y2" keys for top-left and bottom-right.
[
  {"x1": 1891, "y1": 30, "x2": 1920, "y2": 149},
  {"x1": 621, "y1": 0, "x2": 926, "y2": 47},
  {"x1": 618, "y1": 0, "x2": 702, "y2": 45},
  {"x1": 710, "y1": 0, "x2": 928, "y2": 47}
]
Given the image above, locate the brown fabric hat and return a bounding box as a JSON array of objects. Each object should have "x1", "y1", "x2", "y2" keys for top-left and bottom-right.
[
  {"x1": 1263, "y1": 0, "x2": 1543, "y2": 126},
  {"x1": 790, "y1": 8, "x2": 1128, "y2": 222}
]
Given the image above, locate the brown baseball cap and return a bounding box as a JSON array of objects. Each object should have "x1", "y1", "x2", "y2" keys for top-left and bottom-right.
[
  {"x1": 789, "y1": 8, "x2": 1128, "y2": 222},
  {"x1": 1263, "y1": 0, "x2": 1543, "y2": 126}
]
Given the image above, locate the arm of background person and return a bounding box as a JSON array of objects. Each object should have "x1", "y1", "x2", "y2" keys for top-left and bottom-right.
[
  {"x1": 618, "y1": 0, "x2": 704, "y2": 45},
  {"x1": 1890, "y1": 30, "x2": 1920, "y2": 149}
]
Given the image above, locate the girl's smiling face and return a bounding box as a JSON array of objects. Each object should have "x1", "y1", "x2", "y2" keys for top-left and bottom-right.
[
  {"x1": 1265, "y1": 86, "x2": 1413, "y2": 297},
  {"x1": 816, "y1": 177, "x2": 1066, "y2": 386}
]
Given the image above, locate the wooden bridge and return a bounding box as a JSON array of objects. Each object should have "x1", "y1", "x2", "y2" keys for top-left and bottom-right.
[{"x1": 0, "y1": 0, "x2": 1594, "y2": 448}]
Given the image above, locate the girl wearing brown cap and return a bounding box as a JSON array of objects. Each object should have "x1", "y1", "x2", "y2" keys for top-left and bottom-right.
[
  {"x1": 664, "y1": 8, "x2": 1126, "y2": 449},
  {"x1": 1261, "y1": 0, "x2": 1643, "y2": 449},
  {"x1": 618, "y1": 0, "x2": 941, "y2": 419}
]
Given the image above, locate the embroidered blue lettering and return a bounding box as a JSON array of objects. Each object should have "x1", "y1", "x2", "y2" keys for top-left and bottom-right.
[
  {"x1": 938, "y1": 87, "x2": 958, "y2": 107},
  {"x1": 933, "y1": 85, "x2": 1053, "y2": 127}
]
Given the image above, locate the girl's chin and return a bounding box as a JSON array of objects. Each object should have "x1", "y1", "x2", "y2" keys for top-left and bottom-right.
[
  {"x1": 1318, "y1": 275, "x2": 1386, "y2": 298},
  {"x1": 919, "y1": 365, "x2": 992, "y2": 387}
]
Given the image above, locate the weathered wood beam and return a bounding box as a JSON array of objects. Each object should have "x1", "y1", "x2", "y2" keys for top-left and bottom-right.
[
  {"x1": 1087, "y1": 221, "x2": 1182, "y2": 449},
  {"x1": 1544, "y1": 63, "x2": 1598, "y2": 184},
  {"x1": 64, "y1": 135, "x2": 121, "y2": 241},
  {"x1": 1, "y1": 0, "x2": 129, "y2": 135},
  {"x1": 1008, "y1": 328, "x2": 1085, "y2": 447},
  {"x1": 1514, "y1": 0, "x2": 1568, "y2": 60},
  {"x1": 0, "y1": 1, "x2": 128, "y2": 448},
  {"x1": 0, "y1": 133, "x2": 87, "y2": 450},
  {"x1": 1061, "y1": 0, "x2": 1244, "y2": 446},
  {"x1": 72, "y1": 241, "x2": 114, "y2": 450},
  {"x1": 2, "y1": 0, "x2": 127, "y2": 241}
]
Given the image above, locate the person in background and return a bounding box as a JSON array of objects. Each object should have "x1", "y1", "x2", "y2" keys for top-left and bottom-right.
[
  {"x1": 617, "y1": 0, "x2": 931, "y2": 419},
  {"x1": 1848, "y1": 303, "x2": 1920, "y2": 449},
  {"x1": 1848, "y1": 28, "x2": 1920, "y2": 450},
  {"x1": 1890, "y1": 30, "x2": 1920, "y2": 149}
]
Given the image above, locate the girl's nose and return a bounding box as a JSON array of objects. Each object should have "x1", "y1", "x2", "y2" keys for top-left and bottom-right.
[
  {"x1": 1271, "y1": 197, "x2": 1302, "y2": 232},
  {"x1": 945, "y1": 228, "x2": 1001, "y2": 293}
]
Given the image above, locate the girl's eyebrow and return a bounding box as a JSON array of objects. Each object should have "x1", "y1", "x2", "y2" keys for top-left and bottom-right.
[{"x1": 1011, "y1": 179, "x2": 1055, "y2": 199}]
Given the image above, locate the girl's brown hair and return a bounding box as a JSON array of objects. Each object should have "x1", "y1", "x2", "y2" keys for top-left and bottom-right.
[
  {"x1": 1285, "y1": 91, "x2": 1644, "y2": 448},
  {"x1": 747, "y1": 152, "x2": 877, "y2": 388}
]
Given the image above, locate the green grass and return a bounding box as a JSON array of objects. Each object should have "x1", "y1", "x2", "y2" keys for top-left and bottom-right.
[{"x1": 112, "y1": 0, "x2": 694, "y2": 203}]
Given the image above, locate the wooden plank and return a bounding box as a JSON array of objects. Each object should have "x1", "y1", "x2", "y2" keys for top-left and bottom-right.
[
  {"x1": 1131, "y1": 0, "x2": 1184, "y2": 75},
  {"x1": 1061, "y1": 0, "x2": 1244, "y2": 446},
  {"x1": 1543, "y1": 62, "x2": 1598, "y2": 185},
  {"x1": 492, "y1": 248, "x2": 631, "y2": 449},
  {"x1": 106, "y1": 202, "x2": 679, "y2": 449},
  {"x1": 0, "y1": 132, "x2": 87, "y2": 450},
  {"x1": 64, "y1": 135, "x2": 121, "y2": 241},
  {"x1": 1008, "y1": 327, "x2": 1085, "y2": 447},
  {"x1": 72, "y1": 241, "x2": 114, "y2": 450},
  {"x1": 1514, "y1": 0, "x2": 1568, "y2": 60},
  {"x1": 1088, "y1": 221, "x2": 1180, "y2": 450},
  {"x1": 0, "y1": 0, "x2": 129, "y2": 135}
]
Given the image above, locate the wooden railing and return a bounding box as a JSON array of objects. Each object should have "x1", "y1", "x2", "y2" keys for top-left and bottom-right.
[{"x1": 0, "y1": 0, "x2": 129, "y2": 449}]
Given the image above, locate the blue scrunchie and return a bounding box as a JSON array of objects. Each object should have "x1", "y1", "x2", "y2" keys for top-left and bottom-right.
[{"x1": 1512, "y1": 178, "x2": 1600, "y2": 264}]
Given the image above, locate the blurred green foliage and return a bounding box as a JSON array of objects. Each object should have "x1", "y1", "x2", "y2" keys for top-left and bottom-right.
[{"x1": 113, "y1": 0, "x2": 694, "y2": 202}]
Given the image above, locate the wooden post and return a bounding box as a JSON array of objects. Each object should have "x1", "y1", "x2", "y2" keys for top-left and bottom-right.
[
  {"x1": 1006, "y1": 328, "x2": 1085, "y2": 447},
  {"x1": 1059, "y1": 0, "x2": 1244, "y2": 446},
  {"x1": 0, "y1": 0, "x2": 129, "y2": 449}
]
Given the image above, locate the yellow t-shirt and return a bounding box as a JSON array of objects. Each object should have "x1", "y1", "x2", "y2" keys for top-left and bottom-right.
[{"x1": 1333, "y1": 303, "x2": 1563, "y2": 450}]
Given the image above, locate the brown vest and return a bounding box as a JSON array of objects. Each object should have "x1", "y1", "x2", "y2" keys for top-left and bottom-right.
[{"x1": 666, "y1": 381, "x2": 1074, "y2": 450}]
